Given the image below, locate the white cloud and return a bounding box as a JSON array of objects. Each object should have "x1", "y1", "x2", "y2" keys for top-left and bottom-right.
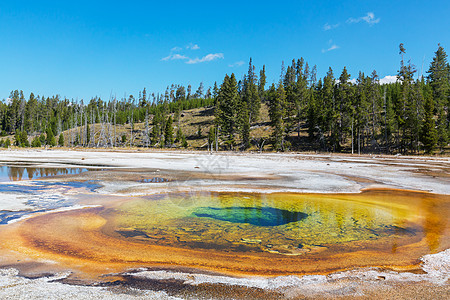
[
  {"x1": 323, "y1": 23, "x2": 340, "y2": 31},
  {"x1": 362, "y1": 12, "x2": 380, "y2": 25},
  {"x1": 338, "y1": 76, "x2": 398, "y2": 85},
  {"x1": 161, "y1": 54, "x2": 189, "y2": 61},
  {"x1": 335, "y1": 78, "x2": 358, "y2": 84},
  {"x1": 162, "y1": 45, "x2": 223, "y2": 64},
  {"x1": 322, "y1": 44, "x2": 340, "y2": 53},
  {"x1": 187, "y1": 43, "x2": 200, "y2": 50},
  {"x1": 347, "y1": 12, "x2": 380, "y2": 25},
  {"x1": 379, "y1": 75, "x2": 398, "y2": 84},
  {"x1": 170, "y1": 46, "x2": 183, "y2": 52},
  {"x1": 186, "y1": 53, "x2": 224, "y2": 64},
  {"x1": 228, "y1": 61, "x2": 245, "y2": 67}
]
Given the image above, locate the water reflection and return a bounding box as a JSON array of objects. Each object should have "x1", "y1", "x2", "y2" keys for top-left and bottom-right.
[{"x1": 0, "y1": 165, "x2": 88, "y2": 182}]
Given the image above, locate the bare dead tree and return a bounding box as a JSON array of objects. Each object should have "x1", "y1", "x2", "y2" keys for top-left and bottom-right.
[
  {"x1": 130, "y1": 105, "x2": 134, "y2": 147},
  {"x1": 144, "y1": 109, "x2": 149, "y2": 147},
  {"x1": 113, "y1": 98, "x2": 117, "y2": 147},
  {"x1": 97, "y1": 106, "x2": 106, "y2": 147},
  {"x1": 107, "y1": 112, "x2": 114, "y2": 147}
]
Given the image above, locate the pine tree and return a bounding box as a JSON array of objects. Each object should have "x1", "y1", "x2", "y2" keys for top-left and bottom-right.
[
  {"x1": 175, "y1": 126, "x2": 183, "y2": 143},
  {"x1": 20, "y1": 130, "x2": 29, "y2": 147},
  {"x1": 86, "y1": 123, "x2": 91, "y2": 146},
  {"x1": 268, "y1": 83, "x2": 286, "y2": 151},
  {"x1": 217, "y1": 74, "x2": 239, "y2": 149},
  {"x1": 353, "y1": 72, "x2": 371, "y2": 154},
  {"x1": 368, "y1": 71, "x2": 382, "y2": 150},
  {"x1": 164, "y1": 116, "x2": 174, "y2": 147},
  {"x1": 307, "y1": 87, "x2": 317, "y2": 140},
  {"x1": 181, "y1": 134, "x2": 188, "y2": 148},
  {"x1": 427, "y1": 44, "x2": 449, "y2": 149},
  {"x1": 207, "y1": 127, "x2": 216, "y2": 149},
  {"x1": 243, "y1": 58, "x2": 261, "y2": 123},
  {"x1": 9, "y1": 90, "x2": 20, "y2": 133},
  {"x1": 58, "y1": 133, "x2": 65, "y2": 147},
  {"x1": 335, "y1": 67, "x2": 354, "y2": 151},
  {"x1": 294, "y1": 58, "x2": 309, "y2": 139},
  {"x1": 46, "y1": 127, "x2": 56, "y2": 147},
  {"x1": 194, "y1": 82, "x2": 204, "y2": 99},
  {"x1": 197, "y1": 125, "x2": 202, "y2": 138},
  {"x1": 31, "y1": 136, "x2": 41, "y2": 147},
  {"x1": 39, "y1": 133, "x2": 46, "y2": 145},
  {"x1": 14, "y1": 130, "x2": 21, "y2": 146},
  {"x1": 186, "y1": 85, "x2": 191, "y2": 100},
  {"x1": 13, "y1": 130, "x2": 29, "y2": 147},
  {"x1": 283, "y1": 61, "x2": 298, "y2": 138},
  {"x1": 396, "y1": 43, "x2": 417, "y2": 153},
  {"x1": 24, "y1": 93, "x2": 37, "y2": 133},
  {"x1": 406, "y1": 79, "x2": 424, "y2": 153},
  {"x1": 212, "y1": 82, "x2": 219, "y2": 106},
  {"x1": 239, "y1": 100, "x2": 250, "y2": 150},
  {"x1": 421, "y1": 92, "x2": 437, "y2": 154},
  {"x1": 320, "y1": 67, "x2": 336, "y2": 150},
  {"x1": 50, "y1": 135, "x2": 57, "y2": 147},
  {"x1": 382, "y1": 85, "x2": 396, "y2": 152},
  {"x1": 258, "y1": 65, "x2": 266, "y2": 100}
]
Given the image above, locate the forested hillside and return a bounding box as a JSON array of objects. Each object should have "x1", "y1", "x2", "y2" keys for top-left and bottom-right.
[{"x1": 1, "y1": 44, "x2": 449, "y2": 154}]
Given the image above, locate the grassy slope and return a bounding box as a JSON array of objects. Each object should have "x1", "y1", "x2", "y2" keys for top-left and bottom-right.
[{"x1": 60, "y1": 104, "x2": 276, "y2": 150}]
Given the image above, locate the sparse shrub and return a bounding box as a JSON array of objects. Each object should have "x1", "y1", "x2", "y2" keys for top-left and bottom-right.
[
  {"x1": 283, "y1": 140, "x2": 291, "y2": 152},
  {"x1": 14, "y1": 131, "x2": 21, "y2": 146},
  {"x1": 39, "y1": 133, "x2": 46, "y2": 145},
  {"x1": 58, "y1": 133, "x2": 64, "y2": 147},
  {"x1": 46, "y1": 128, "x2": 56, "y2": 146},
  {"x1": 20, "y1": 131, "x2": 29, "y2": 147},
  {"x1": 197, "y1": 125, "x2": 202, "y2": 138},
  {"x1": 31, "y1": 136, "x2": 41, "y2": 147}
]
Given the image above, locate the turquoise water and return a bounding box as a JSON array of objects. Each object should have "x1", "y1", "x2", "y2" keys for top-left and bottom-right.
[{"x1": 193, "y1": 206, "x2": 309, "y2": 226}]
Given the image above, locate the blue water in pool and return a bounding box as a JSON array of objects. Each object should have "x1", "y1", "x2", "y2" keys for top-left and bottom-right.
[{"x1": 0, "y1": 165, "x2": 100, "y2": 225}]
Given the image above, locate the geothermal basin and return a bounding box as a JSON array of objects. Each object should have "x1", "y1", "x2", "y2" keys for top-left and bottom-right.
[{"x1": 0, "y1": 150, "x2": 448, "y2": 299}]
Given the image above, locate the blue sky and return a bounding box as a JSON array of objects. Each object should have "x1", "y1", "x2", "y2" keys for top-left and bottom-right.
[{"x1": 1, "y1": 0, "x2": 449, "y2": 101}]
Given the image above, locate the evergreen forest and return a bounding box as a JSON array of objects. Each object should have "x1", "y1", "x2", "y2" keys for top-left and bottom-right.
[{"x1": 1, "y1": 44, "x2": 449, "y2": 155}]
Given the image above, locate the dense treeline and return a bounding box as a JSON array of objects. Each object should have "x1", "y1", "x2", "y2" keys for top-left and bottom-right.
[
  {"x1": 214, "y1": 44, "x2": 449, "y2": 154},
  {"x1": 0, "y1": 44, "x2": 448, "y2": 154},
  {"x1": 0, "y1": 83, "x2": 213, "y2": 149}
]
